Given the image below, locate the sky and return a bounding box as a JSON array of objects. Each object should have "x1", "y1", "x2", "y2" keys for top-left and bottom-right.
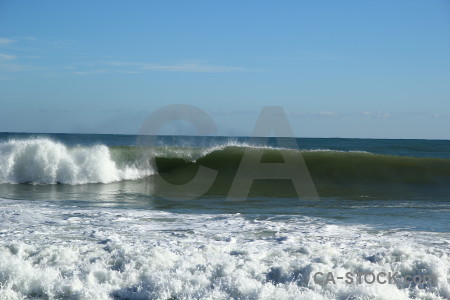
[{"x1": 0, "y1": 0, "x2": 449, "y2": 139}]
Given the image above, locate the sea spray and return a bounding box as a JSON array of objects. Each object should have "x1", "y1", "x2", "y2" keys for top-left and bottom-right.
[{"x1": 0, "y1": 138, "x2": 152, "y2": 184}]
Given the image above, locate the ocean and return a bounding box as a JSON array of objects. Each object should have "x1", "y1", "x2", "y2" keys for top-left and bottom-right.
[{"x1": 0, "y1": 132, "x2": 449, "y2": 300}]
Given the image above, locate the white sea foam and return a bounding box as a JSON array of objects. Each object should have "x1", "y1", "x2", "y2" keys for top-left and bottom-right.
[
  {"x1": 0, "y1": 199, "x2": 448, "y2": 300},
  {"x1": 0, "y1": 139, "x2": 153, "y2": 184}
]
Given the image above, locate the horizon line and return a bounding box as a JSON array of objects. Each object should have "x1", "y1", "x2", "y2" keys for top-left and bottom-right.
[{"x1": 0, "y1": 131, "x2": 449, "y2": 142}]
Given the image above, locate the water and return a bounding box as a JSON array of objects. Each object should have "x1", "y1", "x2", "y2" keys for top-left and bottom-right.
[{"x1": 0, "y1": 132, "x2": 449, "y2": 300}]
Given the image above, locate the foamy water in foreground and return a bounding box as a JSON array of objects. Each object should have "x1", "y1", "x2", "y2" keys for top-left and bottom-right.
[
  {"x1": 0, "y1": 134, "x2": 449, "y2": 299},
  {"x1": 0, "y1": 199, "x2": 448, "y2": 300}
]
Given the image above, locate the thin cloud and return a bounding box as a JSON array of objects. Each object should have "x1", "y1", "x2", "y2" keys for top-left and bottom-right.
[
  {"x1": 287, "y1": 111, "x2": 342, "y2": 118},
  {"x1": 141, "y1": 63, "x2": 244, "y2": 73},
  {"x1": 101, "y1": 60, "x2": 246, "y2": 73},
  {"x1": 209, "y1": 110, "x2": 342, "y2": 117},
  {"x1": 211, "y1": 110, "x2": 393, "y2": 119},
  {"x1": 0, "y1": 38, "x2": 14, "y2": 46},
  {"x1": 360, "y1": 111, "x2": 390, "y2": 118},
  {"x1": 72, "y1": 70, "x2": 139, "y2": 75},
  {"x1": 0, "y1": 53, "x2": 17, "y2": 60},
  {"x1": 428, "y1": 113, "x2": 450, "y2": 118},
  {"x1": 0, "y1": 62, "x2": 28, "y2": 72},
  {"x1": 288, "y1": 111, "x2": 394, "y2": 118},
  {"x1": 209, "y1": 109, "x2": 257, "y2": 116},
  {"x1": 315, "y1": 111, "x2": 340, "y2": 117},
  {"x1": 0, "y1": 37, "x2": 248, "y2": 76}
]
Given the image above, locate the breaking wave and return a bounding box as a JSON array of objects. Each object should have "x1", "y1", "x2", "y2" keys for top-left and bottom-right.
[
  {"x1": 1, "y1": 138, "x2": 450, "y2": 198},
  {"x1": 0, "y1": 138, "x2": 152, "y2": 184}
]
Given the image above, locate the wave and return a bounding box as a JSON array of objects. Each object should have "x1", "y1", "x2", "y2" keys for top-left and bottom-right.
[
  {"x1": 150, "y1": 145, "x2": 450, "y2": 198},
  {"x1": 0, "y1": 138, "x2": 153, "y2": 184},
  {"x1": 2, "y1": 138, "x2": 450, "y2": 198}
]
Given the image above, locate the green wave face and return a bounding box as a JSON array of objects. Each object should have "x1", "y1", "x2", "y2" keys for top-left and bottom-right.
[{"x1": 120, "y1": 146, "x2": 450, "y2": 199}]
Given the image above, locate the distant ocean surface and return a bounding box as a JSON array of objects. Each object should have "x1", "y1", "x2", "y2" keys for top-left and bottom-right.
[{"x1": 0, "y1": 132, "x2": 449, "y2": 300}]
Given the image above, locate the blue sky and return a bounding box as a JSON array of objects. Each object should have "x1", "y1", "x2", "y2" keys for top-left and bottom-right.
[{"x1": 0, "y1": 0, "x2": 449, "y2": 138}]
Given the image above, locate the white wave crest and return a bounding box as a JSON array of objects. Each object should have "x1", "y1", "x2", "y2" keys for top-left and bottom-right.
[{"x1": 0, "y1": 138, "x2": 153, "y2": 184}]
